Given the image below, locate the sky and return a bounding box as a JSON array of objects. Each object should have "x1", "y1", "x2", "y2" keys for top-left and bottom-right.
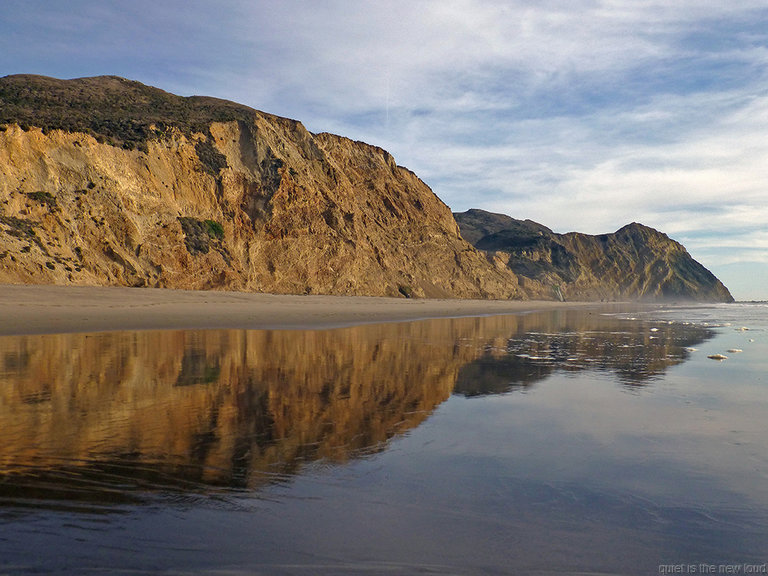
[{"x1": 2, "y1": 1, "x2": 768, "y2": 299}]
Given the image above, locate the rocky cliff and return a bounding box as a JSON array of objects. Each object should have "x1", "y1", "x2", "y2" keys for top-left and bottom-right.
[
  {"x1": 0, "y1": 75, "x2": 731, "y2": 302},
  {"x1": 455, "y1": 209, "x2": 733, "y2": 302},
  {"x1": 0, "y1": 75, "x2": 520, "y2": 299}
]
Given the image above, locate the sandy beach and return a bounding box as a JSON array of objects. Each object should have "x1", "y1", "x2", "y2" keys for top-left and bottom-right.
[{"x1": 0, "y1": 284, "x2": 595, "y2": 335}]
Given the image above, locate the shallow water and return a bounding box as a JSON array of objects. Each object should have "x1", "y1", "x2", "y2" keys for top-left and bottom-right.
[{"x1": 1, "y1": 304, "x2": 767, "y2": 575}]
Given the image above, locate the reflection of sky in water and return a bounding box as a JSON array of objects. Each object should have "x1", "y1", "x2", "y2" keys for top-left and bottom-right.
[{"x1": 1, "y1": 305, "x2": 767, "y2": 574}]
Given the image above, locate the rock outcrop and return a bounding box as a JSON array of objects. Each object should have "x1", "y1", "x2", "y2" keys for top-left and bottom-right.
[
  {"x1": 455, "y1": 209, "x2": 733, "y2": 302},
  {"x1": 0, "y1": 75, "x2": 520, "y2": 299}
]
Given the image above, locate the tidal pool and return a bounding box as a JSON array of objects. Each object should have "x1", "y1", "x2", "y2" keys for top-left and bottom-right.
[{"x1": 1, "y1": 305, "x2": 767, "y2": 574}]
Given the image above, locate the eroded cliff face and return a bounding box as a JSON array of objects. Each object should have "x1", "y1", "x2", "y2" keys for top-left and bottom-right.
[
  {"x1": 455, "y1": 209, "x2": 734, "y2": 302},
  {"x1": 0, "y1": 75, "x2": 733, "y2": 301},
  {"x1": 0, "y1": 75, "x2": 520, "y2": 299}
]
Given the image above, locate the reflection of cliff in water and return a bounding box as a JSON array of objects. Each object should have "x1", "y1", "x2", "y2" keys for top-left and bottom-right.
[
  {"x1": 0, "y1": 308, "x2": 713, "y2": 508},
  {"x1": 454, "y1": 310, "x2": 714, "y2": 396},
  {"x1": 0, "y1": 323, "x2": 465, "y2": 508}
]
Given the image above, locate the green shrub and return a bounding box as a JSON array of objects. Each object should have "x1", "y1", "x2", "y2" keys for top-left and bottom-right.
[
  {"x1": 25, "y1": 191, "x2": 57, "y2": 209},
  {"x1": 398, "y1": 284, "x2": 415, "y2": 298},
  {"x1": 204, "y1": 219, "x2": 224, "y2": 239},
  {"x1": 178, "y1": 217, "x2": 225, "y2": 255}
]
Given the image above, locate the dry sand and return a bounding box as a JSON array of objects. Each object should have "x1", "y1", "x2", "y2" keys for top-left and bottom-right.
[{"x1": 0, "y1": 284, "x2": 597, "y2": 335}]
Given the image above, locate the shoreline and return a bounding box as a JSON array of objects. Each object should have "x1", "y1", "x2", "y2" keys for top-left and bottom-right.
[{"x1": 0, "y1": 284, "x2": 605, "y2": 336}]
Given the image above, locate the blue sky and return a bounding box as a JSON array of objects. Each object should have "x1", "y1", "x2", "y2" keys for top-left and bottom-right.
[{"x1": 2, "y1": 1, "x2": 768, "y2": 299}]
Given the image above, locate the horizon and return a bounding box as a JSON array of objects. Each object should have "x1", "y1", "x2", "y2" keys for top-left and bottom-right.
[{"x1": 2, "y1": 1, "x2": 767, "y2": 299}]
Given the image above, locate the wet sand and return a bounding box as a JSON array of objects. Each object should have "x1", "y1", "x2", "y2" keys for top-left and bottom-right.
[{"x1": 0, "y1": 284, "x2": 594, "y2": 335}]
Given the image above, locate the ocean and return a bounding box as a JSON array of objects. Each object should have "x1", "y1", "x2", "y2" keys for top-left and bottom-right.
[{"x1": 1, "y1": 302, "x2": 767, "y2": 575}]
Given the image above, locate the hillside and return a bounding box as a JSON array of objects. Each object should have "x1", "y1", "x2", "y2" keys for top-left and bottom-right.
[
  {"x1": 454, "y1": 209, "x2": 733, "y2": 302},
  {"x1": 0, "y1": 75, "x2": 520, "y2": 299}
]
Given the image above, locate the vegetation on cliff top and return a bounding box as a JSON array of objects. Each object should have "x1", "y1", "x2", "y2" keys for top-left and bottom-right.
[{"x1": 0, "y1": 74, "x2": 263, "y2": 153}]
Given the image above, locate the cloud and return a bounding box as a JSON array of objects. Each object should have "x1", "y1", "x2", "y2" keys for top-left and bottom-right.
[{"x1": 3, "y1": 1, "x2": 768, "y2": 296}]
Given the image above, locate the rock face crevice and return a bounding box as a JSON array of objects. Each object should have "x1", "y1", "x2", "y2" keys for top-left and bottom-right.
[{"x1": 0, "y1": 75, "x2": 731, "y2": 302}]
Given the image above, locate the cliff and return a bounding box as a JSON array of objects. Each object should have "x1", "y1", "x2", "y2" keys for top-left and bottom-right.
[
  {"x1": 455, "y1": 209, "x2": 734, "y2": 302},
  {"x1": 0, "y1": 75, "x2": 731, "y2": 302},
  {"x1": 0, "y1": 75, "x2": 520, "y2": 299}
]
